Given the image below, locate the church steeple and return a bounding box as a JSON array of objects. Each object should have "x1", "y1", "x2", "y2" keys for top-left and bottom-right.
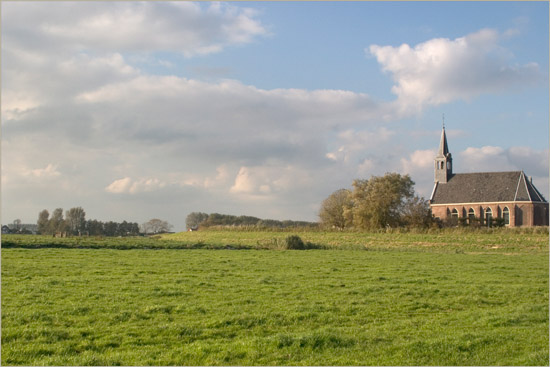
[{"x1": 434, "y1": 125, "x2": 452, "y2": 183}]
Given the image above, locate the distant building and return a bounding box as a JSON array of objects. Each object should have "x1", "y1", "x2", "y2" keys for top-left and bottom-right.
[
  {"x1": 2, "y1": 225, "x2": 11, "y2": 234},
  {"x1": 429, "y1": 127, "x2": 548, "y2": 227}
]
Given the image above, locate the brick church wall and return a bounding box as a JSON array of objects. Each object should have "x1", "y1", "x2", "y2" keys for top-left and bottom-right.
[{"x1": 431, "y1": 202, "x2": 549, "y2": 227}]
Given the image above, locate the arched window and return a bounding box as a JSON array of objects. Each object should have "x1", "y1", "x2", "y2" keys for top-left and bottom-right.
[
  {"x1": 468, "y1": 208, "x2": 475, "y2": 224},
  {"x1": 502, "y1": 207, "x2": 510, "y2": 226},
  {"x1": 485, "y1": 207, "x2": 493, "y2": 227},
  {"x1": 451, "y1": 208, "x2": 459, "y2": 225}
]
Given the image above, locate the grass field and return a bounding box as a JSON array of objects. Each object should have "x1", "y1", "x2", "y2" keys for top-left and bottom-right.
[
  {"x1": 1, "y1": 229, "x2": 548, "y2": 365},
  {"x1": 2, "y1": 227, "x2": 548, "y2": 252}
]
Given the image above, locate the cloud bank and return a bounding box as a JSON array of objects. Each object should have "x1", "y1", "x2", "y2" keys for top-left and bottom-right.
[{"x1": 2, "y1": 2, "x2": 547, "y2": 228}]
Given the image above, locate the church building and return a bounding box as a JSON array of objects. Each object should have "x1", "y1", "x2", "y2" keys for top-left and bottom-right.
[{"x1": 429, "y1": 127, "x2": 548, "y2": 227}]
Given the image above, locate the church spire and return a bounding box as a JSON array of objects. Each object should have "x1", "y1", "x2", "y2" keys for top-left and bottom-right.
[
  {"x1": 437, "y1": 125, "x2": 450, "y2": 157},
  {"x1": 434, "y1": 124, "x2": 452, "y2": 183}
]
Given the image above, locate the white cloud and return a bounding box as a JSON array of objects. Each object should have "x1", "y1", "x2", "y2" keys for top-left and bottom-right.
[
  {"x1": 357, "y1": 159, "x2": 376, "y2": 177},
  {"x1": 230, "y1": 167, "x2": 259, "y2": 195},
  {"x1": 401, "y1": 149, "x2": 436, "y2": 174},
  {"x1": 399, "y1": 149, "x2": 437, "y2": 197},
  {"x1": 106, "y1": 177, "x2": 167, "y2": 194},
  {"x1": 229, "y1": 165, "x2": 312, "y2": 198},
  {"x1": 28, "y1": 164, "x2": 61, "y2": 178},
  {"x1": 368, "y1": 28, "x2": 544, "y2": 114},
  {"x1": 1, "y1": 1, "x2": 266, "y2": 119},
  {"x1": 3, "y1": 2, "x2": 266, "y2": 57},
  {"x1": 326, "y1": 128, "x2": 396, "y2": 164},
  {"x1": 507, "y1": 146, "x2": 550, "y2": 177},
  {"x1": 459, "y1": 145, "x2": 549, "y2": 177},
  {"x1": 459, "y1": 146, "x2": 515, "y2": 173},
  {"x1": 105, "y1": 177, "x2": 133, "y2": 194}
]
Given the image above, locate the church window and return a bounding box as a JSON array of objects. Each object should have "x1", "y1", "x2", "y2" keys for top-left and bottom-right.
[
  {"x1": 451, "y1": 208, "x2": 459, "y2": 225},
  {"x1": 485, "y1": 207, "x2": 493, "y2": 227},
  {"x1": 516, "y1": 207, "x2": 523, "y2": 226},
  {"x1": 468, "y1": 208, "x2": 475, "y2": 224},
  {"x1": 502, "y1": 207, "x2": 510, "y2": 226}
]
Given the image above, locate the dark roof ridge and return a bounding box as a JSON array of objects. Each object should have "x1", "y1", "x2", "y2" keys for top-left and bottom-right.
[
  {"x1": 521, "y1": 170, "x2": 548, "y2": 202},
  {"x1": 452, "y1": 170, "x2": 522, "y2": 176}
]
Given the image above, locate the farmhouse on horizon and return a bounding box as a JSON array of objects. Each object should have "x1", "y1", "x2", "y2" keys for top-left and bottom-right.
[{"x1": 429, "y1": 127, "x2": 549, "y2": 227}]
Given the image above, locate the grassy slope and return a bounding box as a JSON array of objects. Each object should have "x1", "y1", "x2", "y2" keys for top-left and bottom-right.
[{"x1": 1, "y1": 231, "x2": 548, "y2": 365}]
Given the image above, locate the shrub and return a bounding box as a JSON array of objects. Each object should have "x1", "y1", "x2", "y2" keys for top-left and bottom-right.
[
  {"x1": 493, "y1": 218, "x2": 506, "y2": 228},
  {"x1": 285, "y1": 235, "x2": 306, "y2": 250}
]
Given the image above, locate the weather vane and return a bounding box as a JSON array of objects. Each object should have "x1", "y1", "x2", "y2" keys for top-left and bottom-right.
[{"x1": 442, "y1": 113, "x2": 445, "y2": 129}]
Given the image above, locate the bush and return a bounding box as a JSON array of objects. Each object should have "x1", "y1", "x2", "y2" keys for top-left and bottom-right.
[
  {"x1": 283, "y1": 235, "x2": 326, "y2": 250},
  {"x1": 285, "y1": 235, "x2": 306, "y2": 250},
  {"x1": 493, "y1": 218, "x2": 506, "y2": 228}
]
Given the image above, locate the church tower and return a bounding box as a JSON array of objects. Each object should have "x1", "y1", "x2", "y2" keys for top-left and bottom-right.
[{"x1": 434, "y1": 126, "x2": 452, "y2": 183}]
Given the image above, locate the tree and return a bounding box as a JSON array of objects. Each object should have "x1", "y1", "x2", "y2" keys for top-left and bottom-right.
[
  {"x1": 142, "y1": 219, "x2": 173, "y2": 234},
  {"x1": 103, "y1": 221, "x2": 118, "y2": 237},
  {"x1": 185, "y1": 212, "x2": 209, "y2": 230},
  {"x1": 85, "y1": 219, "x2": 104, "y2": 236},
  {"x1": 65, "y1": 207, "x2": 86, "y2": 235},
  {"x1": 348, "y1": 173, "x2": 415, "y2": 230},
  {"x1": 37, "y1": 210, "x2": 50, "y2": 234},
  {"x1": 129, "y1": 222, "x2": 140, "y2": 236},
  {"x1": 118, "y1": 221, "x2": 130, "y2": 236},
  {"x1": 12, "y1": 219, "x2": 22, "y2": 232},
  {"x1": 319, "y1": 189, "x2": 352, "y2": 229},
  {"x1": 401, "y1": 195, "x2": 433, "y2": 228},
  {"x1": 49, "y1": 208, "x2": 66, "y2": 233}
]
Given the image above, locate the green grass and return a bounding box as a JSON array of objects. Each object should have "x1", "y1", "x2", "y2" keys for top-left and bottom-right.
[
  {"x1": 162, "y1": 227, "x2": 549, "y2": 253},
  {"x1": 2, "y1": 231, "x2": 548, "y2": 365},
  {"x1": 2, "y1": 226, "x2": 548, "y2": 253}
]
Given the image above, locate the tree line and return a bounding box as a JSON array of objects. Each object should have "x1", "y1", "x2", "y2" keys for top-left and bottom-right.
[
  {"x1": 36, "y1": 207, "x2": 172, "y2": 236},
  {"x1": 318, "y1": 173, "x2": 433, "y2": 230},
  {"x1": 186, "y1": 212, "x2": 318, "y2": 230}
]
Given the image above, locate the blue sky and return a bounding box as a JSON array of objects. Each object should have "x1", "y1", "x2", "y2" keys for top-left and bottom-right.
[{"x1": 2, "y1": 1, "x2": 548, "y2": 230}]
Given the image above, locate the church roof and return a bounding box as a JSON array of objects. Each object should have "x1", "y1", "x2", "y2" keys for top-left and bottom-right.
[{"x1": 430, "y1": 171, "x2": 547, "y2": 204}]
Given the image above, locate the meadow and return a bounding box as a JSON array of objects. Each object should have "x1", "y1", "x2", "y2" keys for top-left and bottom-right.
[
  {"x1": 1, "y1": 229, "x2": 548, "y2": 365},
  {"x1": 2, "y1": 226, "x2": 548, "y2": 252}
]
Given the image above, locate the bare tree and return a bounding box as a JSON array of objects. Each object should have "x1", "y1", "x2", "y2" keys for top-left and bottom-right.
[
  {"x1": 12, "y1": 219, "x2": 22, "y2": 232},
  {"x1": 141, "y1": 219, "x2": 173, "y2": 234}
]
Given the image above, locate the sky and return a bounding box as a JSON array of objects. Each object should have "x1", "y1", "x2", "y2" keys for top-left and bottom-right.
[{"x1": 1, "y1": 1, "x2": 548, "y2": 231}]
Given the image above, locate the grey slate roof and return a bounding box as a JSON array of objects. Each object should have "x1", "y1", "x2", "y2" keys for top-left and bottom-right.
[{"x1": 430, "y1": 171, "x2": 547, "y2": 204}]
